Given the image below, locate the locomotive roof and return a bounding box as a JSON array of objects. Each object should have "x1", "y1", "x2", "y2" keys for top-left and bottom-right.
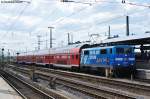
[{"x1": 82, "y1": 45, "x2": 133, "y2": 51}]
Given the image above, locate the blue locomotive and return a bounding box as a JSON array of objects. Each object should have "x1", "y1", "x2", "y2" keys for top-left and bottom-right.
[{"x1": 80, "y1": 45, "x2": 135, "y2": 77}]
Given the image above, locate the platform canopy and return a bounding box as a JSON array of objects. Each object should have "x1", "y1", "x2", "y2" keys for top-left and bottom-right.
[{"x1": 102, "y1": 33, "x2": 150, "y2": 45}]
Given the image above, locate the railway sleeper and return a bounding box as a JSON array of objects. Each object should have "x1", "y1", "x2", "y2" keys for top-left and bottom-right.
[
  {"x1": 2, "y1": 69, "x2": 70, "y2": 99},
  {"x1": 7, "y1": 64, "x2": 150, "y2": 98},
  {"x1": 35, "y1": 71, "x2": 137, "y2": 99}
]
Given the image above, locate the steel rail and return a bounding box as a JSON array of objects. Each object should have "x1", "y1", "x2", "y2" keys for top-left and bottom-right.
[
  {"x1": 0, "y1": 70, "x2": 54, "y2": 99},
  {"x1": 0, "y1": 68, "x2": 70, "y2": 99},
  {"x1": 7, "y1": 64, "x2": 150, "y2": 98},
  {"x1": 37, "y1": 72, "x2": 136, "y2": 99},
  {"x1": 35, "y1": 66, "x2": 150, "y2": 96},
  {"x1": 0, "y1": 73, "x2": 28, "y2": 99},
  {"x1": 7, "y1": 65, "x2": 137, "y2": 99}
]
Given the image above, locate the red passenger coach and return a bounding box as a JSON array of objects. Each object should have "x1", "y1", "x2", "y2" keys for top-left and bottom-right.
[
  {"x1": 17, "y1": 44, "x2": 89, "y2": 69},
  {"x1": 53, "y1": 47, "x2": 80, "y2": 68},
  {"x1": 34, "y1": 50, "x2": 50, "y2": 65},
  {"x1": 52, "y1": 44, "x2": 89, "y2": 68}
]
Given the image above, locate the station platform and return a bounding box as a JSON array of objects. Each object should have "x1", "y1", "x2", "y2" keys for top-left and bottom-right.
[
  {"x1": 0, "y1": 76, "x2": 23, "y2": 99},
  {"x1": 136, "y1": 61, "x2": 150, "y2": 69},
  {"x1": 136, "y1": 69, "x2": 150, "y2": 80}
]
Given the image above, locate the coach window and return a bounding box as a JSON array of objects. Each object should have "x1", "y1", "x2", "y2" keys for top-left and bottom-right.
[
  {"x1": 100, "y1": 49, "x2": 107, "y2": 54},
  {"x1": 84, "y1": 50, "x2": 89, "y2": 55},
  {"x1": 68, "y1": 55, "x2": 70, "y2": 59},
  {"x1": 72, "y1": 54, "x2": 74, "y2": 59},
  {"x1": 76, "y1": 55, "x2": 78, "y2": 59}
]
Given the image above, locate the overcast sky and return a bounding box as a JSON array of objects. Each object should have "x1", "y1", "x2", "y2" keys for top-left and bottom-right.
[{"x1": 0, "y1": 0, "x2": 149, "y2": 54}]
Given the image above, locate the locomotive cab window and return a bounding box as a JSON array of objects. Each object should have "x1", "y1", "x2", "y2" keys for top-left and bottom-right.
[
  {"x1": 116, "y1": 48, "x2": 124, "y2": 54},
  {"x1": 124, "y1": 48, "x2": 132, "y2": 54},
  {"x1": 116, "y1": 48, "x2": 132, "y2": 54},
  {"x1": 100, "y1": 49, "x2": 107, "y2": 54},
  {"x1": 84, "y1": 50, "x2": 89, "y2": 55}
]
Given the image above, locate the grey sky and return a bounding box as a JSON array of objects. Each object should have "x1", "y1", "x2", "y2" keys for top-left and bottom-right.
[{"x1": 0, "y1": 0, "x2": 149, "y2": 54}]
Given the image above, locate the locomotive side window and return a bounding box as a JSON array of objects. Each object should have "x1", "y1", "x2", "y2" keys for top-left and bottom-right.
[
  {"x1": 84, "y1": 50, "x2": 89, "y2": 55},
  {"x1": 96, "y1": 50, "x2": 99, "y2": 54},
  {"x1": 90, "y1": 51, "x2": 92, "y2": 55},
  {"x1": 116, "y1": 48, "x2": 124, "y2": 54},
  {"x1": 90, "y1": 50, "x2": 95, "y2": 55},
  {"x1": 116, "y1": 48, "x2": 132, "y2": 54},
  {"x1": 124, "y1": 48, "x2": 132, "y2": 54},
  {"x1": 92, "y1": 50, "x2": 95, "y2": 54},
  {"x1": 110, "y1": 48, "x2": 112, "y2": 54},
  {"x1": 100, "y1": 49, "x2": 107, "y2": 54}
]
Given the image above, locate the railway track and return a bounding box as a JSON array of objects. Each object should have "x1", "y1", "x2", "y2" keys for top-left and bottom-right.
[
  {"x1": 38, "y1": 67, "x2": 150, "y2": 96},
  {"x1": 7, "y1": 64, "x2": 144, "y2": 99},
  {"x1": 0, "y1": 70, "x2": 53, "y2": 99},
  {"x1": 0, "y1": 72, "x2": 27, "y2": 99},
  {"x1": 38, "y1": 72, "x2": 136, "y2": 99},
  {"x1": 0, "y1": 68, "x2": 69, "y2": 99}
]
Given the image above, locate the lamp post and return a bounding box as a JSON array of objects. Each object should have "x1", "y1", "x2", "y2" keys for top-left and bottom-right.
[
  {"x1": 7, "y1": 49, "x2": 10, "y2": 64},
  {"x1": 1, "y1": 48, "x2": 4, "y2": 68},
  {"x1": 16, "y1": 52, "x2": 20, "y2": 63},
  {"x1": 48, "y1": 26, "x2": 54, "y2": 48}
]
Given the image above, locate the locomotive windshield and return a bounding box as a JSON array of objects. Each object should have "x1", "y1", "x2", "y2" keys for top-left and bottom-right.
[{"x1": 116, "y1": 47, "x2": 132, "y2": 54}]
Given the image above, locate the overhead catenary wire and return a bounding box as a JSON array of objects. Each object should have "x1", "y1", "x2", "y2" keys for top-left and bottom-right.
[
  {"x1": 1, "y1": 0, "x2": 149, "y2": 51},
  {"x1": 51, "y1": 5, "x2": 90, "y2": 26},
  {"x1": 0, "y1": 0, "x2": 32, "y2": 40},
  {"x1": 66, "y1": 7, "x2": 150, "y2": 43},
  {"x1": 95, "y1": 0, "x2": 150, "y2": 8},
  {"x1": 30, "y1": 4, "x2": 60, "y2": 34},
  {"x1": 33, "y1": 2, "x2": 92, "y2": 39},
  {"x1": 0, "y1": 2, "x2": 24, "y2": 28},
  {"x1": 64, "y1": 0, "x2": 150, "y2": 8},
  {"x1": 54, "y1": 3, "x2": 148, "y2": 34},
  {"x1": 14, "y1": 1, "x2": 150, "y2": 33},
  {"x1": 51, "y1": 0, "x2": 149, "y2": 27},
  {"x1": 46, "y1": 0, "x2": 149, "y2": 46}
]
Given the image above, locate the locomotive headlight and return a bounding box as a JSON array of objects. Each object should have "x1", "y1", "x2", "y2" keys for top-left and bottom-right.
[
  {"x1": 129, "y1": 58, "x2": 135, "y2": 61},
  {"x1": 115, "y1": 58, "x2": 123, "y2": 61}
]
